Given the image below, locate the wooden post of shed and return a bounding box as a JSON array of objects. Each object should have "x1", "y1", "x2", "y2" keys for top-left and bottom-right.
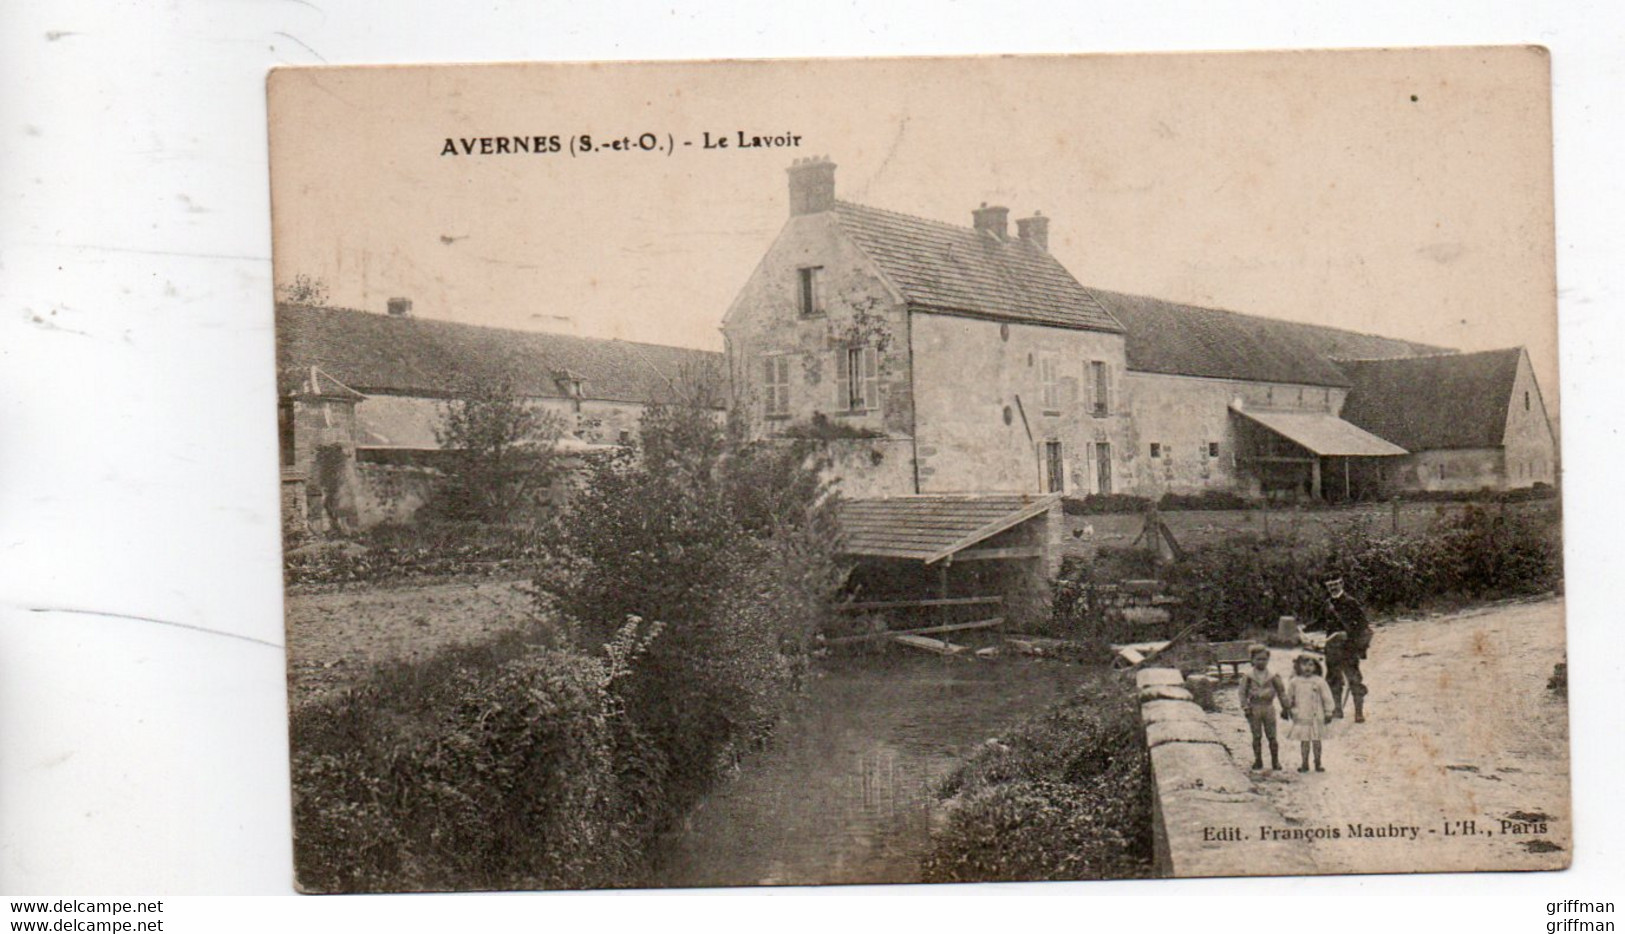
[{"x1": 1344, "y1": 458, "x2": 1351, "y2": 502}]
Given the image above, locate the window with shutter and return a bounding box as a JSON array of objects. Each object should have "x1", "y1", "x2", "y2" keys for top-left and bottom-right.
[
  {"x1": 1045, "y1": 441, "x2": 1065, "y2": 493},
  {"x1": 1040, "y1": 355, "x2": 1060, "y2": 411},
  {"x1": 862, "y1": 346, "x2": 880, "y2": 412},
  {"x1": 763, "y1": 355, "x2": 791, "y2": 417},
  {"x1": 1090, "y1": 360, "x2": 1109, "y2": 416},
  {"x1": 833, "y1": 348, "x2": 848, "y2": 410}
]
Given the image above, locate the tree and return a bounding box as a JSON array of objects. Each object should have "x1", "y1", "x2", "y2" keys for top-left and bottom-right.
[
  {"x1": 534, "y1": 376, "x2": 847, "y2": 821},
  {"x1": 434, "y1": 377, "x2": 568, "y2": 523},
  {"x1": 276, "y1": 274, "x2": 330, "y2": 306}
]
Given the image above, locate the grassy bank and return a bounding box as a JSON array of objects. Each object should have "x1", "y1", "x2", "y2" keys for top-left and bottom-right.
[{"x1": 921, "y1": 669, "x2": 1154, "y2": 883}]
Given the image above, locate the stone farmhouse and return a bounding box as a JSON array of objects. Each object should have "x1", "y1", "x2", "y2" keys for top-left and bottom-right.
[
  {"x1": 721, "y1": 157, "x2": 1558, "y2": 605},
  {"x1": 277, "y1": 301, "x2": 723, "y2": 531}
]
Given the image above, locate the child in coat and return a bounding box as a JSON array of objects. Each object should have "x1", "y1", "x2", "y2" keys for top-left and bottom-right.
[{"x1": 1287, "y1": 654, "x2": 1337, "y2": 772}]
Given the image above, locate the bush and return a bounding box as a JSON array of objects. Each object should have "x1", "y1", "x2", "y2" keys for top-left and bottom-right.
[
  {"x1": 535, "y1": 397, "x2": 845, "y2": 833},
  {"x1": 284, "y1": 521, "x2": 545, "y2": 587},
  {"x1": 1063, "y1": 493, "x2": 1153, "y2": 516},
  {"x1": 290, "y1": 626, "x2": 652, "y2": 892},
  {"x1": 432, "y1": 377, "x2": 569, "y2": 523},
  {"x1": 1392, "y1": 484, "x2": 1558, "y2": 504},
  {"x1": 1548, "y1": 660, "x2": 1567, "y2": 698},
  {"x1": 1163, "y1": 504, "x2": 1561, "y2": 639},
  {"x1": 1158, "y1": 490, "x2": 1255, "y2": 511},
  {"x1": 923, "y1": 673, "x2": 1153, "y2": 882}
]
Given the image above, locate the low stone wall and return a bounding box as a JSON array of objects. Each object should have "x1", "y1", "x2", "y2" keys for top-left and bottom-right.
[{"x1": 1136, "y1": 667, "x2": 1316, "y2": 878}]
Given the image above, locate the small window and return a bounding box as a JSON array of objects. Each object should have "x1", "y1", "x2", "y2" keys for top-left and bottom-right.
[
  {"x1": 797, "y1": 267, "x2": 823, "y2": 317},
  {"x1": 618, "y1": 429, "x2": 632, "y2": 445},
  {"x1": 1266, "y1": 388, "x2": 1274, "y2": 405},
  {"x1": 764, "y1": 355, "x2": 791, "y2": 417},
  {"x1": 1437, "y1": 464, "x2": 1446, "y2": 480},
  {"x1": 1208, "y1": 441, "x2": 1221, "y2": 458},
  {"x1": 1150, "y1": 442, "x2": 1162, "y2": 459},
  {"x1": 1524, "y1": 391, "x2": 1531, "y2": 412},
  {"x1": 1296, "y1": 388, "x2": 1305, "y2": 406}
]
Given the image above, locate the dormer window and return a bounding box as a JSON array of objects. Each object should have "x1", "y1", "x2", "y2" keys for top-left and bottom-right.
[
  {"x1": 554, "y1": 373, "x2": 585, "y2": 412},
  {"x1": 798, "y1": 266, "x2": 824, "y2": 317}
]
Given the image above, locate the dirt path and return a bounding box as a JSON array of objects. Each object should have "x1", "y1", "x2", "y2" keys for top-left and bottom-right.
[
  {"x1": 1210, "y1": 597, "x2": 1570, "y2": 874},
  {"x1": 284, "y1": 578, "x2": 535, "y2": 709}
]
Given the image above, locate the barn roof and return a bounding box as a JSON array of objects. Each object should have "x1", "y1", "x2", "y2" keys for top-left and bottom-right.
[
  {"x1": 1337, "y1": 349, "x2": 1524, "y2": 451},
  {"x1": 833, "y1": 202, "x2": 1124, "y2": 333},
  {"x1": 1089, "y1": 288, "x2": 1450, "y2": 389},
  {"x1": 277, "y1": 303, "x2": 723, "y2": 405},
  {"x1": 837, "y1": 493, "x2": 1059, "y2": 564}
]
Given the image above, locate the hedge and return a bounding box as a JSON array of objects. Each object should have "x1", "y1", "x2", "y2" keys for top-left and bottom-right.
[{"x1": 922, "y1": 671, "x2": 1153, "y2": 882}]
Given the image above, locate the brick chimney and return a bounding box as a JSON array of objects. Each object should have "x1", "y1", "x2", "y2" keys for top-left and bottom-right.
[
  {"x1": 972, "y1": 203, "x2": 1009, "y2": 240},
  {"x1": 1016, "y1": 211, "x2": 1050, "y2": 251},
  {"x1": 387, "y1": 297, "x2": 413, "y2": 318},
  {"x1": 786, "y1": 156, "x2": 837, "y2": 216}
]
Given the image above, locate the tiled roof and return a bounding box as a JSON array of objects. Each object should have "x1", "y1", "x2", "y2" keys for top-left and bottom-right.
[
  {"x1": 1089, "y1": 288, "x2": 1450, "y2": 388},
  {"x1": 833, "y1": 202, "x2": 1124, "y2": 333},
  {"x1": 277, "y1": 303, "x2": 723, "y2": 405},
  {"x1": 837, "y1": 494, "x2": 1058, "y2": 563},
  {"x1": 1338, "y1": 349, "x2": 1523, "y2": 451}
]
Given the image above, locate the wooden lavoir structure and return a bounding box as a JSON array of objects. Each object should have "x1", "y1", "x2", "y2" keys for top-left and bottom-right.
[{"x1": 833, "y1": 493, "x2": 1064, "y2": 634}]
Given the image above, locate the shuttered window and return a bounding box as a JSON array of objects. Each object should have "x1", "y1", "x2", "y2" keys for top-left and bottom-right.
[
  {"x1": 1088, "y1": 360, "x2": 1110, "y2": 416},
  {"x1": 837, "y1": 345, "x2": 880, "y2": 412},
  {"x1": 1040, "y1": 355, "x2": 1060, "y2": 410},
  {"x1": 763, "y1": 355, "x2": 791, "y2": 417}
]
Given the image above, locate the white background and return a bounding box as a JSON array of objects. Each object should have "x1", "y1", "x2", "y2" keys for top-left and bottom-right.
[{"x1": 0, "y1": 0, "x2": 1620, "y2": 925}]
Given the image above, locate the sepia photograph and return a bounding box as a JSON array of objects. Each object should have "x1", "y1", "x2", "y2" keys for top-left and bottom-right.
[{"x1": 268, "y1": 49, "x2": 1565, "y2": 891}]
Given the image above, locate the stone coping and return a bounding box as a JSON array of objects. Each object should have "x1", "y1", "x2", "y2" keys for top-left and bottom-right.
[{"x1": 1136, "y1": 667, "x2": 1318, "y2": 878}]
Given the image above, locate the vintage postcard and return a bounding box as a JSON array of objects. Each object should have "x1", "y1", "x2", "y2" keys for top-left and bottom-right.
[{"x1": 269, "y1": 49, "x2": 1565, "y2": 891}]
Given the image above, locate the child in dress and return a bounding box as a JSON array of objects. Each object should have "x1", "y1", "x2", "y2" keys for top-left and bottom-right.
[
  {"x1": 1287, "y1": 654, "x2": 1336, "y2": 772},
  {"x1": 1239, "y1": 644, "x2": 1288, "y2": 771}
]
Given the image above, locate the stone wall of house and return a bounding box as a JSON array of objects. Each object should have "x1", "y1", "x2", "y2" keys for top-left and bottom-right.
[
  {"x1": 355, "y1": 394, "x2": 649, "y2": 449},
  {"x1": 1121, "y1": 372, "x2": 1349, "y2": 497},
  {"x1": 910, "y1": 313, "x2": 1129, "y2": 496},
  {"x1": 1389, "y1": 447, "x2": 1505, "y2": 492},
  {"x1": 722, "y1": 212, "x2": 914, "y2": 445},
  {"x1": 821, "y1": 438, "x2": 917, "y2": 499},
  {"x1": 1500, "y1": 349, "x2": 1559, "y2": 489}
]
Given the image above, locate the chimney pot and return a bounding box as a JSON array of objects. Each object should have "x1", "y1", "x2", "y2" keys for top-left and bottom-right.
[
  {"x1": 786, "y1": 157, "x2": 837, "y2": 216},
  {"x1": 1016, "y1": 212, "x2": 1051, "y2": 251},
  {"x1": 972, "y1": 204, "x2": 1010, "y2": 240},
  {"x1": 387, "y1": 297, "x2": 413, "y2": 318}
]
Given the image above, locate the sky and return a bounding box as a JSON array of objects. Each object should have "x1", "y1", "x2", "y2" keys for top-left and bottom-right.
[{"x1": 269, "y1": 48, "x2": 1557, "y2": 404}]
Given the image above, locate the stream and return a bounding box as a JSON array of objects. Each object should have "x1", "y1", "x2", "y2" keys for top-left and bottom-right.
[{"x1": 647, "y1": 653, "x2": 1084, "y2": 889}]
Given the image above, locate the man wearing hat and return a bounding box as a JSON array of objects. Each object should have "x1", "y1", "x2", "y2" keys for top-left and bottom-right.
[{"x1": 1323, "y1": 577, "x2": 1372, "y2": 722}]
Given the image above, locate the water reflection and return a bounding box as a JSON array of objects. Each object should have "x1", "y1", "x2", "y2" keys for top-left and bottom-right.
[{"x1": 650, "y1": 654, "x2": 1082, "y2": 889}]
